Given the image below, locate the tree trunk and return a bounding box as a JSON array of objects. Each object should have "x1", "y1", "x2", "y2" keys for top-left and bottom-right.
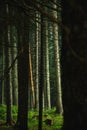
[
  {"x1": 1, "y1": 36, "x2": 5, "y2": 104},
  {"x1": 43, "y1": 15, "x2": 51, "y2": 109},
  {"x1": 38, "y1": 13, "x2": 44, "y2": 130},
  {"x1": 62, "y1": 0, "x2": 87, "y2": 130},
  {"x1": 45, "y1": 17, "x2": 51, "y2": 109},
  {"x1": 29, "y1": 46, "x2": 35, "y2": 109},
  {"x1": 10, "y1": 26, "x2": 18, "y2": 105},
  {"x1": 17, "y1": 13, "x2": 29, "y2": 130},
  {"x1": 35, "y1": 12, "x2": 39, "y2": 109},
  {"x1": 35, "y1": 11, "x2": 41, "y2": 109},
  {"x1": 5, "y1": 4, "x2": 13, "y2": 125},
  {"x1": 53, "y1": 0, "x2": 63, "y2": 114}
]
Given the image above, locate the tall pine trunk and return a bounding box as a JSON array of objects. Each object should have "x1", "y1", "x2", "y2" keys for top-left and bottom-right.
[
  {"x1": 1, "y1": 35, "x2": 5, "y2": 104},
  {"x1": 10, "y1": 26, "x2": 18, "y2": 105},
  {"x1": 45, "y1": 17, "x2": 51, "y2": 109},
  {"x1": 35, "y1": 11, "x2": 40, "y2": 109},
  {"x1": 35, "y1": 7, "x2": 41, "y2": 110},
  {"x1": 5, "y1": 4, "x2": 13, "y2": 125},
  {"x1": 43, "y1": 14, "x2": 51, "y2": 109},
  {"x1": 53, "y1": 0, "x2": 63, "y2": 114},
  {"x1": 38, "y1": 12, "x2": 44, "y2": 130},
  {"x1": 29, "y1": 46, "x2": 35, "y2": 109}
]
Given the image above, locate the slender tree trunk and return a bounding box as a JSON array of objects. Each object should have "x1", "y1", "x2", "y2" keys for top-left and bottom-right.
[
  {"x1": 1, "y1": 36, "x2": 5, "y2": 104},
  {"x1": 36, "y1": 12, "x2": 39, "y2": 109},
  {"x1": 38, "y1": 13, "x2": 44, "y2": 130},
  {"x1": 29, "y1": 47, "x2": 35, "y2": 109},
  {"x1": 53, "y1": 0, "x2": 63, "y2": 114},
  {"x1": 43, "y1": 39, "x2": 47, "y2": 109},
  {"x1": 43, "y1": 15, "x2": 51, "y2": 109},
  {"x1": 45, "y1": 17, "x2": 51, "y2": 109},
  {"x1": 35, "y1": 11, "x2": 40, "y2": 109},
  {"x1": 5, "y1": 4, "x2": 13, "y2": 125},
  {"x1": 10, "y1": 26, "x2": 18, "y2": 105},
  {"x1": 28, "y1": 87, "x2": 32, "y2": 109}
]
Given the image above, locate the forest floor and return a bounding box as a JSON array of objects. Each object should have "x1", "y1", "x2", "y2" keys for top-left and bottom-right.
[{"x1": 0, "y1": 105, "x2": 63, "y2": 130}]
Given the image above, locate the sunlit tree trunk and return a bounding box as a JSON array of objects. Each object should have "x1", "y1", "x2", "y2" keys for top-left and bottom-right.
[
  {"x1": 43, "y1": 16, "x2": 51, "y2": 109},
  {"x1": 29, "y1": 46, "x2": 35, "y2": 109},
  {"x1": 45, "y1": 17, "x2": 51, "y2": 109},
  {"x1": 35, "y1": 11, "x2": 40, "y2": 109},
  {"x1": 53, "y1": 0, "x2": 63, "y2": 114}
]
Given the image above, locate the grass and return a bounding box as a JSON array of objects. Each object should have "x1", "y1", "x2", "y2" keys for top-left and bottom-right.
[{"x1": 0, "y1": 105, "x2": 63, "y2": 130}]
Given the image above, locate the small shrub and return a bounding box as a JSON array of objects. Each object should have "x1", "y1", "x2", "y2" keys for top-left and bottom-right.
[{"x1": 0, "y1": 104, "x2": 6, "y2": 120}]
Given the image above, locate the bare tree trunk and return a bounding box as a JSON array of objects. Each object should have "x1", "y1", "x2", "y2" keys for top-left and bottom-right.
[
  {"x1": 1, "y1": 36, "x2": 5, "y2": 104},
  {"x1": 53, "y1": 0, "x2": 63, "y2": 114},
  {"x1": 10, "y1": 26, "x2": 18, "y2": 105},
  {"x1": 29, "y1": 47, "x2": 35, "y2": 109},
  {"x1": 5, "y1": 4, "x2": 13, "y2": 125},
  {"x1": 43, "y1": 16, "x2": 51, "y2": 109},
  {"x1": 45, "y1": 17, "x2": 51, "y2": 109},
  {"x1": 35, "y1": 11, "x2": 41, "y2": 109},
  {"x1": 38, "y1": 12, "x2": 44, "y2": 130}
]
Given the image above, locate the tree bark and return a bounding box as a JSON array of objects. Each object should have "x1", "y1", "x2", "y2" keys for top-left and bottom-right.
[
  {"x1": 53, "y1": 0, "x2": 63, "y2": 114},
  {"x1": 45, "y1": 16, "x2": 51, "y2": 109},
  {"x1": 29, "y1": 46, "x2": 35, "y2": 109},
  {"x1": 35, "y1": 11, "x2": 40, "y2": 109},
  {"x1": 1, "y1": 35, "x2": 5, "y2": 104},
  {"x1": 5, "y1": 4, "x2": 13, "y2": 125},
  {"x1": 42, "y1": 13, "x2": 51, "y2": 109},
  {"x1": 62, "y1": 0, "x2": 87, "y2": 130},
  {"x1": 17, "y1": 13, "x2": 29, "y2": 130},
  {"x1": 10, "y1": 26, "x2": 18, "y2": 105},
  {"x1": 38, "y1": 11, "x2": 44, "y2": 130}
]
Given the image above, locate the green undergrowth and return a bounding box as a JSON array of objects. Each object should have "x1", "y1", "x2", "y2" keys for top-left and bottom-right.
[{"x1": 0, "y1": 105, "x2": 63, "y2": 130}]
